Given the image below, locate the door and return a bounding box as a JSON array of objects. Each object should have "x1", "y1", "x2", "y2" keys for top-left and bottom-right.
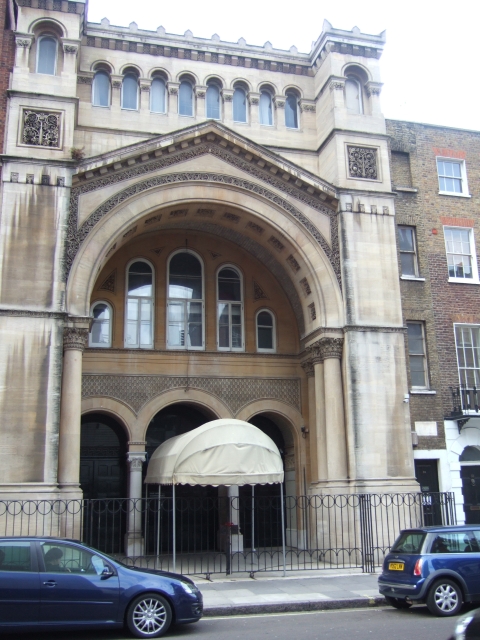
[
  {"x1": 0, "y1": 541, "x2": 39, "y2": 625},
  {"x1": 38, "y1": 541, "x2": 120, "y2": 624},
  {"x1": 414, "y1": 459, "x2": 442, "y2": 525},
  {"x1": 461, "y1": 466, "x2": 480, "y2": 524}
]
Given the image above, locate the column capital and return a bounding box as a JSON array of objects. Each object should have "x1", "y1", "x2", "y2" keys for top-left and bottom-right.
[
  {"x1": 15, "y1": 33, "x2": 33, "y2": 49},
  {"x1": 194, "y1": 85, "x2": 207, "y2": 98},
  {"x1": 273, "y1": 95, "x2": 286, "y2": 109},
  {"x1": 63, "y1": 327, "x2": 89, "y2": 352},
  {"x1": 308, "y1": 336, "x2": 344, "y2": 362},
  {"x1": 221, "y1": 89, "x2": 234, "y2": 102},
  {"x1": 167, "y1": 81, "x2": 180, "y2": 95},
  {"x1": 127, "y1": 452, "x2": 147, "y2": 469},
  {"x1": 248, "y1": 91, "x2": 260, "y2": 105},
  {"x1": 301, "y1": 359, "x2": 315, "y2": 377}
]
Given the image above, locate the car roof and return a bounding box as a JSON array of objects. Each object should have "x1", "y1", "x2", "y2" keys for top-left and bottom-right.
[
  {"x1": 400, "y1": 525, "x2": 478, "y2": 534},
  {"x1": 0, "y1": 536, "x2": 81, "y2": 542}
]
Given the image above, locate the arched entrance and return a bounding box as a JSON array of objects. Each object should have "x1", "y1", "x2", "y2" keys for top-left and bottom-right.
[{"x1": 80, "y1": 413, "x2": 128, "y2": 500}]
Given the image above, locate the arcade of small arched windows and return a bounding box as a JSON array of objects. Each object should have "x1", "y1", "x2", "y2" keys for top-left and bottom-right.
[{"x1": 89, "y1": 250, "x2": 279, "y2": 353}]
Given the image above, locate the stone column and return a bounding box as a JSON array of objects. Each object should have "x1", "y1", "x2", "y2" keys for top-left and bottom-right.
[
  {"x1": 321, "y1": 337, "x2": 348, "y2": 483},
  {"x1": 125, "y1": 452, "x2": 147, "y2": 557},
  {"x1": 329, "y1": 77, "x2": 346, "y2": 110},
  {"x1": 14, "y1": 34, "x2": 33, "y2": 69},
  {"x1": 57, "y1": 319, "x2": 90, "y2": 495},
  {"x1": 167, "y1": 82, "x2": 179, "y2": 114},
  {"x1": 273, "y1": 95, "x2": 286, "y2": 131},
  {"x1": 301, "y1": 360, "x2": 320, "y2": 482},
  {"x1": 139, "y1": 78, "x2": 151, "y2": 115},
  {"x1": 307, "y1": 346, "x2": 328, "y2": 483},
  {"x1": 221, "y1": 89, "x2": 234, "y2": 123},
  {"x1": 248, "y1": 92, "x2": 260, "y2": 124}
]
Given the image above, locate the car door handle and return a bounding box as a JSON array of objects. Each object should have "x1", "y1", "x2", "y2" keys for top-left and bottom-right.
[{"x1": 43, "y1": 580, "x2": 57, "y2": 587}]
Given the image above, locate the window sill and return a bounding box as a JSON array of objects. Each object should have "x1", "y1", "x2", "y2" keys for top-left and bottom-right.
[
  {"x1": 179, "y1": 114, "x2": 195, "y2": 118},
  {"x1": 92, "y1": 105, "x2": 111, "y2": 109},
  {"x1": 121, "y1": 107, "x2": 139, "y2": 111},
  {"x1": 448, "y1": 278, "x2": 480, "y2": 285},
  {"x1": 150, "y1": 110, "x2": 167, "y2": 115},
  {"x1": 401, "y1": 276, "x2": 425, "y2": 282},
  {"x1": 438, "y1": 191, "x2": 471, "y2": 198},
  {"x1": 410, "y1": 389, "x2": 436, "y2": 395},
  {"x1": 394, "y1": 186, "x2": 418, "y2": 193}
]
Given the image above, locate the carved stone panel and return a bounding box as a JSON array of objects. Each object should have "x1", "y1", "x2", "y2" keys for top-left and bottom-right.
[
  {"x1": 347, "y1": 146, "x2": 378, "y2": 180},
  {"x1": 22, "y1": 111, "x2": 61, "y2": 148},
  {"x1": 82, "y1": 374, "x2": 301, "y2": 416}
]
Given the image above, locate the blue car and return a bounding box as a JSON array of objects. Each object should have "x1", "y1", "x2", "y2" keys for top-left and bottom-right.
[
  {"x1": 378, "y1": 525, "x2": 480, "y2": 617},
  {"x1": 0, "y1": 536, "x2": 202, "y2": 637}
]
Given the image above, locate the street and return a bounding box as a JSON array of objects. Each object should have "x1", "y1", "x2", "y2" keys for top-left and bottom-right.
[{"x1": 0, "y1": 606, "x2": 461, "y2": 640}]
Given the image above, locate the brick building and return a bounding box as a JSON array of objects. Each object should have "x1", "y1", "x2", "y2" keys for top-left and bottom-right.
[{"x1": 388, "y1": 119, "x2": 480, "y2": 523}]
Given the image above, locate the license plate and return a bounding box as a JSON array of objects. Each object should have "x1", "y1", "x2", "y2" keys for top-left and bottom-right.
[{"x1": 389, "y1": 562, "x2": 404, "y2": 571}]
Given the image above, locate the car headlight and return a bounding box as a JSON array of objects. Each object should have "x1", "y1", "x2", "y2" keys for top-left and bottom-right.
[
  {"x1": 179, "y1": 581, "x2": 196, "y2": 594},
  {"x1": 454, "y1": 613, "x2": 474, "y2": 640}
]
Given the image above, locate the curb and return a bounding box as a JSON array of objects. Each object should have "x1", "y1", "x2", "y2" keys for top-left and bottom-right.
[{"x1": 203, "y1": 596, "x2": 386, "y2": 617}]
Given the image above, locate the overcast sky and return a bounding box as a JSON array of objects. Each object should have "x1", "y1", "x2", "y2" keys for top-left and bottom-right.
[{"x1": 87, "y1": 0, "x2": 479, "y2": 131}]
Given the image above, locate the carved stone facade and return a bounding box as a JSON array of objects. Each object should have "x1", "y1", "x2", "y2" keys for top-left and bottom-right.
[
  {"x1": 347, "y1": 146, "x2": 378, "y2": 180},
  {"x1": 22, "y1": 110, "x2": 60, "y2": 147}
]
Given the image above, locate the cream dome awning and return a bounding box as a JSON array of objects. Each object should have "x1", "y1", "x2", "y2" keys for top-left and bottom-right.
[{"x1": 144, "y1": 419, "x2": 284, "y2": 486}]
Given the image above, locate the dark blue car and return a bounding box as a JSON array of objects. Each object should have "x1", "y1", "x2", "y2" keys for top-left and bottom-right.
[
  {"x1": 378, "y1": 525, "x2": 480, "y2": 616},
  {"x1": 0, "y1": 537, "x2": 202, "y2": 637}
]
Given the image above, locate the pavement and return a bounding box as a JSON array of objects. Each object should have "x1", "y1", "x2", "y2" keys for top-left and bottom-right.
[{"x1": 192, "y1": 569, "x2": 385, "y2": 616}]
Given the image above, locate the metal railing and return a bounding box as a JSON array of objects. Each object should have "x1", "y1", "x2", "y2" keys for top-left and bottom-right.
[
  {"x1": 449, "y1": 385, "x2": 480, "y2": 418},
  {"x1": 0, "y1": 492, "x2": 455, "y2": 576}
]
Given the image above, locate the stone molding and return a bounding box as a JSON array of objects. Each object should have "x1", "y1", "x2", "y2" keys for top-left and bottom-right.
[
  {"x1": 82, "y1": 374, "x2": 301, "y2": 416},
  {"x1": 0, "y1": 309, "x2": 66, "y2": 319},
  {"x1": 308, "y1": 337, "x2": 344, "y2": 362},
  {"x1": 64, "y1": 327, "x2": 89, "y2": 352},
  {"x1": 343, "y1": 325, "x2": 407, "y2": 333},
  {"x1": 66, "y1": 141, "x2": 341, "y2": 289}
]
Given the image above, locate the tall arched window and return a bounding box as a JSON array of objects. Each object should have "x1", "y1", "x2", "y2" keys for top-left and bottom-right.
[
  {"x1": 217, "y1": 266, "x2": 243, "y2": 351},
  {"x1": 259, "y1": 91, "x2": 273, "y2": 126},
  {"x1": 256, "y1": 309, "x2": 276, "y2": 352},
  {"x1": 125, "y1": 260, "x2": 153, "y2": 348},
  {"x1": 167, "y1": 251, "x2": 204, "y2": 349},
  {"x1": 36, "y1": 36, "x2": 57, "y2": 75},
  {"x1": 345, "y1": 76, "x2": 363, "y2": 114},
  {"x1": 150, "y1": 77, "x2": 166, "y2": 113},
  {"x1": 285, "y1": 92, "x2": 299, "y2": 129},
  {"x1": 92, "y1": 70, "x2": 110, "y2": 107},
  {"x1": 89, "y1": 302, "x2": 112, "y2": 347},
  {"x1": 233, "y1": 87, "x2": 247, "y2": 123},
  {"x1": 179, "y1": 80, "x2": 193, "y2": 116},
  {"x1": 122, "y1": 73, "x2": 138, "y2": 110},
  {"x1": 206, "y1": 83, "x2": 221, "y2": 119}
]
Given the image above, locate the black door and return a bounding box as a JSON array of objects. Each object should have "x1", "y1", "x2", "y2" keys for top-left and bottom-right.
[
  {"x1": 461, "y1": 466, "x2": 480, "y2": 524},
  {"x1": 414, "y1": 459, "x2": 442, "y2": 525}
]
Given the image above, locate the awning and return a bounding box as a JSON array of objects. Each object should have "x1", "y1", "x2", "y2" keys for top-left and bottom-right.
[{"x1": 144, "y1": 418, "x2": 284, "y2": 486}]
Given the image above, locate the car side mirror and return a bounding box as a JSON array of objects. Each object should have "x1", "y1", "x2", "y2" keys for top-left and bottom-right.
[{"x1": 100, "y1": 567, "x2": 114, "y2": 580}]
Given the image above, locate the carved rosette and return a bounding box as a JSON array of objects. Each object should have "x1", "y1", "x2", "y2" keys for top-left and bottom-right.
[
  {"x1": 63, "y1": 327, "x2": 89, "y2": 352},
  {"x1": 347, "y1": 146, "x2": 378, "y2": 180}
]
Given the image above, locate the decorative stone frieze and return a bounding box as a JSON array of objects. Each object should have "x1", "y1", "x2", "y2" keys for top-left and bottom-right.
[
  {"x1": 286, "y1": 255, "x2": 301, "y2": 273},
  {"x1": 308, "y1": 302, "x2": 316, "y2": 321},
  {"x1": 63, "y1": 327, "x2": 89, "y2": 352},
  {"x1": 77, "y1": 75, "x2": 93, "y2": 84},
  {"x1": 253, "y1": 281, "x2": 268, "y2": 300},
  {"x1": 82, "y1": 374, "x2": 301, "y2": 415},
  {"x1": 22, "y1": 111, "x2": 60, "y2": 148},
  {"x1": 300, "y1": 277, "x2": 311, "y2": 296},
  {"x1": 99, "y1": 270, "x2": 116, "y2": 292},
  {"x1": 347, "y1": 146, "x2": 378, "y2": 180},
  {"x1": 308, "y1": 337, "x2": 344, "y2": 362},
  {"x1": 299, "y1": 100, "x2": 316, "y2": 112}
]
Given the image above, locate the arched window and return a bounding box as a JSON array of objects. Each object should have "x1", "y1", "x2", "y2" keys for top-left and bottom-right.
[
  {"x1": 345, "y1": 76, "x2": 363, "y2": 114},
  {"x1": 217, "y1": 266, "x2": 243, "y2": 351},
  {"x1": 259, "y1": 90, "x2": 273, "y2": 126},
  {"x1": 150, "y1": 77, "x2": 166, "y2": 113},
  {"x1": 167, "y1": 251, "x2": 204, "y2": 349},
  {"x1": 37, "y1": 36, "x2": 57, "y2": 75},
  {"x1": 233, "y1": 87, "x2": 247, "y2": 123},
  {"x1": 179, "y1": 80, "x2": 193, "y2": 116},
  {"x1": 89, "y1": 302, "x2": 112, "y2": 347},
  {"x1": 460, "y1": 446, "x2": 480, "y2": 462},
  {"x1": 122, "y1": 73, "x2": 138, "y2": 110},
  {"x1": 206, "y1": 83, "x2": 221, "y2": 119},
  {"x1": 256, "y1": 309, "x2": 276, "y2": 352},
  {"x1": 92, "y1": 70, "x2": 110, "y2": 107},
  {"x1": 285, "y1": 92, "x2": 299, "y2": 129},
  {"x1": 125, "y1": 260, "x2": 153, "y2": 348}
]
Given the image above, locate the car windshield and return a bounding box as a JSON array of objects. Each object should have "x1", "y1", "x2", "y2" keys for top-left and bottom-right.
[{"x1": 391, "y1": 531, "x2": 425, "y2": 554}]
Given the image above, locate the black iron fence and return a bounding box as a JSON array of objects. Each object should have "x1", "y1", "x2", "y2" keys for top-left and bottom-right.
[{"x1": 0, "y1": 492, "x2": 455, "y2": 576}]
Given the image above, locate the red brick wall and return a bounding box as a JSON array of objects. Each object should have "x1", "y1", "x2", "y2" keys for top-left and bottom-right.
[{"x1": 0, "y1": 0, "x2": 15, "y2": 161}]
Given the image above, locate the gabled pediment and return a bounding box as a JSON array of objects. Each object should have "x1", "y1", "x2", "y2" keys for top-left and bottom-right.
[{"x1": 72, "y1": 120, "x2": 338, "y2": 211}]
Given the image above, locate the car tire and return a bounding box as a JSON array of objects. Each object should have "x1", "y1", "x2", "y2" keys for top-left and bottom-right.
[
  {"x1": 384, "y1": 596, "x2": 412, "y2": 609},
  {"x1": 126, "y1": 593, "x2": 172, "y2": 638},
  {"x1": 426, "y1": 579, "x2": 463, "y2": 617}
]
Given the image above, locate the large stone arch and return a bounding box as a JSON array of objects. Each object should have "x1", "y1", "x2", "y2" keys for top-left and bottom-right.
[
  {"x1": 66, "y1": 179, "x2": 344, "y2": 333},
  {"x1": 81, "y1": 397, "x2": 134, "y2": 441}
]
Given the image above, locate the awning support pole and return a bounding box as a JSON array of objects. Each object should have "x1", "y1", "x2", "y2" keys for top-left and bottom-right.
[
  {"x1": 172, "y1": 483, "x2": 176, "y2": 573},
  {"x1": 280, "y1": 482, "x2": 286, "y2": 577},
  {"x1": 156, "y1": 485, "x2": 161, "y2": 569}
]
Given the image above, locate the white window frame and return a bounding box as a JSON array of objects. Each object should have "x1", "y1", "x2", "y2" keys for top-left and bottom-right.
[
  {"x1": 36, "y1": 35, "x2": 58, "y2": 75},
  {"x1": 121, "y1": 73, "x2": 139, "y2": 111},
  {"x1": 256, "y1": 308, "x2": 276, "y2": 353},
  {"x1": 124, "y1": 258, "x2": 154, "y2": 349},
  {"x1": 444, "y1": 226, "x2": 479, "y2": 284},
  {"x1": 454, "y1": 324, "x2": 480, "y2": 391},
  {"x1": 406, "y1": 321, "x2": 429, "y2": 390},
  {"x1": 89, "y1": 301, "x2": 113, "y2": 348},
  {"x1": 436, "y1": 157, "x2": 470, "y2": 197},
  {"x1": 166, "y1": 249, "x2": 205, "y2": 351},
  {"x1": 92, "y1": 70, "x2": 111, "y2": 108},
  {"x1": 398, "y1": 225, "x2": 421, "y2": 279},
  {"x1": 217, "y1": 265, "x2": 244, "y2": 352}
]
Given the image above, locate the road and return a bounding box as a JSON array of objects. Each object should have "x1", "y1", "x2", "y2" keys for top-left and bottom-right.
[{"x1": 0, "y1": 606, "x2": 461, "y2": 640}]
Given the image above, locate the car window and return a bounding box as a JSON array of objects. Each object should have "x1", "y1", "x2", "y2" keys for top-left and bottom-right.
[
  {"x1": 41, "y1": 542, "x2": 111, "y2": 575},
  {"x1": 0, "y1": 541, "x2": 31, "y2": 572},
  {"x1": 391, "y1": 532, "x2": 425, "y2": 554},
  {"x1": 430, "y1": 532, "x2": 476, "y2": 553},
  {"x1": 469, "y1": 531, "x2": 480, "y2": 551}
]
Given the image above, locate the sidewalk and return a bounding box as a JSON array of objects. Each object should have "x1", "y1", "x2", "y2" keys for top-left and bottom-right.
[{"x1": 193, "y1": 569, "x2": 385, "y2": 616}]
